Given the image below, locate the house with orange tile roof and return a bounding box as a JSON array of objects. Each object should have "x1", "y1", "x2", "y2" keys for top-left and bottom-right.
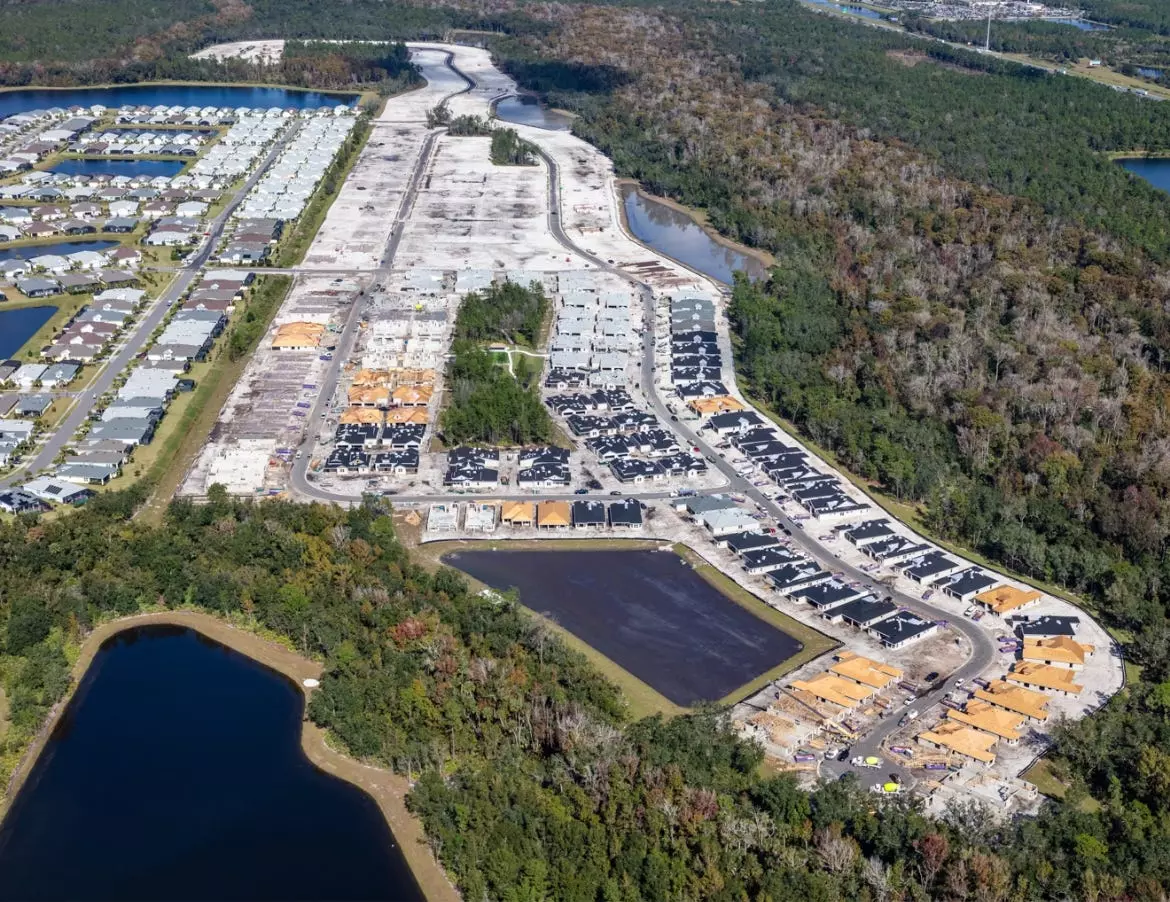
[
  {"x1": 1007, "y1": 662, "x2": 1084, "y2": 697},
  {"x1": 829, "y1": 652, "x2": 903, "y2": 691},
  {"x1": 536, "y1": 500, "x2": 571, "y2": 530},
  {"x1": 918, "y1": 721, "x2": 997, "y2": 765},
  {"x1": 974, "y1": 680, "x2": 1050, "y2": 722},
  {"x1": 946, "y1": 701, "x2": 1025, "y2": 743},
  {"x1": 973, "y1": 585, "x2": 1042, "y2": 615},
  {"x1": 1022, "y1": 636, "x2": 1093, "y2": 670}
]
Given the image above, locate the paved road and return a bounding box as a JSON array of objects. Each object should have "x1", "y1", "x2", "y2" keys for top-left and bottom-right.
[
  {"x1": 288, "y1": 52, "x2": 474, "y2": 497},
  {"x1": 0, "y1": 123, "x2": 303, "y2": 487},
  {"x1": 284, "y1": 52, "x2": 998, "y2": 777}
]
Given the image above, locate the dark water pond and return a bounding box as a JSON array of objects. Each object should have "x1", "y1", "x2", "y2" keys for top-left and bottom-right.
[
  {"x1": 0, "y1": 626, "x2": 422, "y2": 901},
  {"x1": 0, "y1": 305, "x2": 56, "y2": 357},
  {"x1": 0, "y1": 240, "x2": 118, "y2": 264},
  {"x1": 0, "y1": 85, "x2": 354, "y2": 119},
  {"x1": 444, "y1": 549, "x2": 802, "y2": 706},
  {"x1": 51, "y1": 159, "x2": 186, "y2": 179},
  {"x1": 621, "y1": 184, "x2": 768, "y2": 285},
  {"x1": 1120, "y1": 157, "x2": 1170, "y2": 194},
  {"x1": 493, "y1": 95, "x2": 573, "y2": 131}
]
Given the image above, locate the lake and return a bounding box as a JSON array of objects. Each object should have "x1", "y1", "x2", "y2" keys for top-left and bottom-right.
[
  {"x1": 50, "y1": 159, "x2": 186, "y2": 179},
  {"x1": 621, "y1": 184, "x2": 768, "y2": 285},
  {"x1": 0, "y1": 626, "x2": 422, "y2": 901},
  {"x1": 1046, "y1": 17, "x2": 1111, "y2": 31},
  {"x1": 803, "y1": 0, "x2": 885, "y2": 20},
  {"x1": 0, "y1": 240, "x2": 118, "y2": 263},
  {"x1": 0, "y1": 305, "x2": 56, "y2": 358},
  {"x1": 1120, "y1": 158, "x2": 1170, "y2": 194},
  {"x1": 1137, "y1": 67, "x2": 1163, "y2": 80},
  {"x1": 0, "y1": 85, "x2": 354, "y2": 119},
  {"x1": 493, "y1": 95, "x2": 573, "y2": 132},
  {"x1": 444, "y1": 548, "x2": 803, "y2": 706}
]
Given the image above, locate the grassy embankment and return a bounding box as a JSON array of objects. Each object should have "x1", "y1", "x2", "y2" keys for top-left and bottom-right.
[
  {"x1": 135, "y1": 275, "x2": 292, "y2": 524},
  {"x1": 417, "y1": 537, "x2": 837, "y2": 720}
]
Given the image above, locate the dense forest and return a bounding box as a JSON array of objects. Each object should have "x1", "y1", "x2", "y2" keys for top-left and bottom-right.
[
  {"x1": 264, "y1": 40, "x2": 420, "y2": 92},
  {"x1": 440, "y1": 341, "x2": 551, "y2": 445},
  {"x1": 0, "y1": 490, "x2": 1162, "y2": 900},
  {"x1": 900, "y1": 15, "x2": 1170, "y2": 76},
  {"x1": 454, "y1": 280, "x2": 548, "y2": 347}
]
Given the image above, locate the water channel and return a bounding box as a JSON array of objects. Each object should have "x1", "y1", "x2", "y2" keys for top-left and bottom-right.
[
  {"x1": 0, "y1": 85, "x2": 354, "y2": 119},
  {"x1": 0, "y1": 305, "x2": 56, "y2": 358},
  {"x1": 0, "y1": 626, "x2": 422, "y2": 901},
  {"x1": 620, "y1": 184, "x2": 768, "y2": 285},
  {"x1": 493, "y1": 95, "x2": 573, "y2": 131}
]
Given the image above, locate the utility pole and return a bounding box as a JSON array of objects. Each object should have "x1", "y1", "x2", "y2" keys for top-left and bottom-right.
[{"x1": 985, "y1": 9, "x2": 992, "y2": 52}]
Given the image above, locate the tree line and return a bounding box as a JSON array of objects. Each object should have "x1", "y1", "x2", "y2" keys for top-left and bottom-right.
[{"x1": 0, "y1": 489, "x2": 1153, "y2": 900}]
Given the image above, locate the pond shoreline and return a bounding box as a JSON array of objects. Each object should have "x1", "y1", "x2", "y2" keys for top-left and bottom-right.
[
  {"x1": 1, "y1": 609, "x2": 460, "y2": 902},
  {"x1": 614, "y1": 178, "x2": 774, "y2": 281}
]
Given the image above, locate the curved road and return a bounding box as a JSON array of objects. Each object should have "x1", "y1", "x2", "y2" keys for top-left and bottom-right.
[{"x1": 287, "y1": 52, "x2": 997, "y2": 776}]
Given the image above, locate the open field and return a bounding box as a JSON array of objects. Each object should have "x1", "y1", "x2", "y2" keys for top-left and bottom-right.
[{"x1": 443, "y1": 546, "x2": 809, "y2": 708}]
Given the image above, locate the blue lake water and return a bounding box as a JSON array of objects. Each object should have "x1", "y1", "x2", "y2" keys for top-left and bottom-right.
[
  {"x1": 1137, "y1": 67, "x2": 1164, "y2": 80},
  {"x1": 494, "y1": 95, "x2": 573, "y2": 131},
  {"x1": 804, "y1": 0, "x2": 885, "y2": 20},
  {"x1": 621, "y1": 184, "x2": 767, "y2": 284},
  {"x1": 1120, "y1": 158, "x2": 1170, "y2": 194},
  {"x1": 1046, "y1": 17, "x2": 1111, "y2": 30},
  {"x1": 0, "y1": 240, "x2": 118, "y2": 263},
  {"x1": 0, "y1": 625, "x2": 422, "y2": 901},
  {"x1": 0, "y1": 85, "x2": 355, "y2": 119},
  {"x1": 0, "y1": 305, "x2": 56, "y2": 358},
  {"x1": 50, "y1": 158, "x2": 186, "y2": 178}
]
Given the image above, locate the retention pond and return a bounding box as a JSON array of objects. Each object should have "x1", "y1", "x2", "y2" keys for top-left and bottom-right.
[
  {"x1": 620, "y1": 184, "x2": 768, "y2": 285},
  {"x1": 443, "y1": 548, "x2": 803, "y2": 706},
  {"x1": 0, "y1": 305, "x2": 56, "y2": 358},
  {"x1": 0, "y1": 625, "x2": 422, "y2": 901}
]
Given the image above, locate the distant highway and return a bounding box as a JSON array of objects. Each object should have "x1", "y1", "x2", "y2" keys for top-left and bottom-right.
[{"x1": 1, "y1": 122, "x2": 304, "y2": 487}]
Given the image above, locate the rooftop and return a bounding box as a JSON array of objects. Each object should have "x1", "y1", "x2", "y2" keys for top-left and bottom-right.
[
  {"x1": 975, "y1": 584, "x2": 1042, "y2": 614},
  {"x1": 830, "y1": 652, "x2": 903, "y2": 689},
  {"x1": 918, "y1": 721, "x2": 997, "y2": 764}
]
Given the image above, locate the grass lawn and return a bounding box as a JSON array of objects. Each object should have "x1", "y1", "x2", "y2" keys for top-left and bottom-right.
[{"x1": 1023, "y1": 758, "x2": 1102, "y2": 812}]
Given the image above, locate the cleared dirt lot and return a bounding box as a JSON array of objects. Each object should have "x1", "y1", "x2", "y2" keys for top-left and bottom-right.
[{"x1": 443, "y1": 547, "x2": 804, "y2": 706}]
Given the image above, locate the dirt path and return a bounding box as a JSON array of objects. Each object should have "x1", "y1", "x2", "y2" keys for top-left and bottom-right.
[{"x1": 1, "y1": 610, "x2": 460, "y2": 902}]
